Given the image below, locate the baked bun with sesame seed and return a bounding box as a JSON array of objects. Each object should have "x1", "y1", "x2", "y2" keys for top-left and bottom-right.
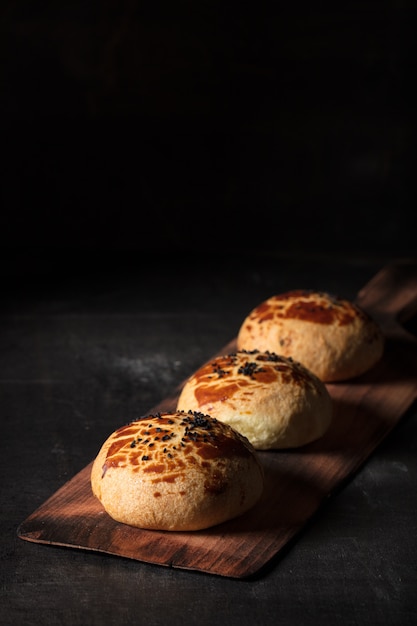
[
  {"x1": 236, "y1": 290, "x2": 384, "y2": 382},
  {"x1": 91, "y1": 410, "x2": 264, "y2": 531},
  {"x1": 176, "y1": 350, "x2": 333, "y2": 450}
]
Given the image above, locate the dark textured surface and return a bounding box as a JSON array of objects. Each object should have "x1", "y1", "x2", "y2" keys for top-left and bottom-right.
[{"x1": 2, "y1": 254, "x2": 417, "y2": 624}]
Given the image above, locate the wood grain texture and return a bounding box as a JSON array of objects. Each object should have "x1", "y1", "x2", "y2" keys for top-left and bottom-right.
[{"x1": 17, "y1": 262, "x2": 417, "y2": 578}]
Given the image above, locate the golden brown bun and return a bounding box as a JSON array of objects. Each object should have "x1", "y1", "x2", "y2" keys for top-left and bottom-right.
[
  {"x1": 236, "y1": 290, "x2": 384, "y2": 382},
  {"x1": 91, "y1": 410, "x2": 264, "y2": 531},
  {"x1": 176, "y1": 350, "x2": 333, "y2": 450}
]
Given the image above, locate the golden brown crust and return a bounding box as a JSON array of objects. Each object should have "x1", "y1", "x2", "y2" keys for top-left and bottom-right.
[
  {"x1": 176, "y1": 350, "x2": 333, "y2": 450},
  {"x1": 91, "y1": 410, "x2": 264, "y2": 531},
  {"x1": 236, "y1": 290, "x2": 384, "y2": 382}
]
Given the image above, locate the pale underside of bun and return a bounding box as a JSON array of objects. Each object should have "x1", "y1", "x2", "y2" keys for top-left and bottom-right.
[
  {"x1": 91, "y1": 410, "x2": 264, "y2": 531},
  {"x1": 236, "y1": 290, "x2": 385, "y2": 382},
  {"x1": 176, "y1": 350, "x2": 333, "y2": 450}
]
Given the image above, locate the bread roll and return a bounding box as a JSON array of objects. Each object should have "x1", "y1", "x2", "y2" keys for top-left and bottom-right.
[
  {"x1": 237, "y1": 290, "x2": 384, "y2": 382},
  {"x1": 91, "y1": 410, "x2": 264, "y2": 531},
  {"x1": 176, "y1": 350, "x2": 333, "y2": 450}
]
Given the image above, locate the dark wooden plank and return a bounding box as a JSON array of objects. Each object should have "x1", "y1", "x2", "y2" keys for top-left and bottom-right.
[{"x1": 17, "y1": 262, "x2": 417, "y2": 578}]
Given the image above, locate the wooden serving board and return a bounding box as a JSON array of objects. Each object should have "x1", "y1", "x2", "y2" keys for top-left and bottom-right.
[{"x1": 17, "y1": 262, "x2": 417, "y2": 578}]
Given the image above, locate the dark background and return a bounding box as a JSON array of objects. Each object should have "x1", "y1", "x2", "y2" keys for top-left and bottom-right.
[{"x1": 1, "y1": 1, "x2": 415, "y2": 280}]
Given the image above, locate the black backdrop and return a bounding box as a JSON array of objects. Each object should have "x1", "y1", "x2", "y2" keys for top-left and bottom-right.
[{"x1": 1, "y1": 2, "x2": 414, "y2": 275}]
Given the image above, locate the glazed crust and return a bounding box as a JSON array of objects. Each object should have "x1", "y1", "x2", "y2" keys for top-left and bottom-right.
[
  {"x1": 236, "y1": 290, "x2": 384, "y2": 382},
  {"x1": 176, "y1": 350, "x2": 333, "y2": 450},
  {"x1": 91, "y1": 411, "x2": 264, "y2": 531}
]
